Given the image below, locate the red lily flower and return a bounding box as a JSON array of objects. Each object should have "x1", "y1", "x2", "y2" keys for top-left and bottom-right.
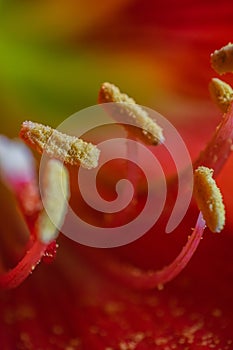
[
  {"x1": 1, "y1": 40, "x2": 233, "y2": 349},
  {"x1": 1, "y1": 1, "x2": 233, "y2": 348}
]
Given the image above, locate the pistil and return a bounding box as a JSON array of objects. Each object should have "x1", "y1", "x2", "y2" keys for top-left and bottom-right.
[{"x1": 36, "y1": 159, "x2": 70, "y2": 244}]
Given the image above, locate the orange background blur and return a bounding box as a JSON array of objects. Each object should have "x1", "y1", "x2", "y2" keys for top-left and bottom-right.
[{"x1": 1, "y1": 0, "x2": 233, "y2": 139}]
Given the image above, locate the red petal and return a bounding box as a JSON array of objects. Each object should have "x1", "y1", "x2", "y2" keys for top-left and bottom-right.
[{"x1": 0, "y1": 232, "x2": 233, "y2": 349}]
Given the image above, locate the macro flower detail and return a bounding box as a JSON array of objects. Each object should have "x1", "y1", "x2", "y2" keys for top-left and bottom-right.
[
  {"x1": 98, "y1": 82, "x2": 165, "y2": 145},
  {"x1": 1, "y1": 41, "x2": 233, "y2": 350},
  {"x1": 0, "y1": 77, "x2": 230, "y2": 289}
]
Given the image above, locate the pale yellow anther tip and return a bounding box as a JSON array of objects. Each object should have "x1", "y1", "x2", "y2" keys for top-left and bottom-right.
[
  {"x1": 194, "y1": 166, "x2": 225, "y2": 233},
  {"x1": 98, "y1": 82, "x2": 165, "y2": 146},
  {"x1": 209, "y1": 78, "x2": 233, "y2": 113},
  {"x1": 20, "y1": 121, "x2": 100, "y2": 169},
  {"x1": 37, "y1": 159, "x2": 70, "y2": 244},
  {"x1": 211, "y1": 43, "x2": 233, "y2": 75}
]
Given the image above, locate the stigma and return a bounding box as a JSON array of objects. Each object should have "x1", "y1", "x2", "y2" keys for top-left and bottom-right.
[{"x1": 194, "y1": 166, "x2": 225, "y2": 233}]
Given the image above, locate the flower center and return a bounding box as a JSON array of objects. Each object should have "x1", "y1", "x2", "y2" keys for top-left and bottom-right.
[{"x1": 1, "y1": 42, "x2": 233, "y2": 289}]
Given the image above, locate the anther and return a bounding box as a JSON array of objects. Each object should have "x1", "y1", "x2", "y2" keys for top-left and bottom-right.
[
  {"x1": 98, "y1": 82, "x2": 164, "y2": 145},
  {"x1": 20, "y1": 121, "x2": 100, "y2": 169},
  {"x1": 194, "y1": 166, "x2": 225, "y2": 233},
  {"x1": 211, "y1": 43, "x2": 233, "y2": 74},
  {"x1": 209, "y1": 78, "x2": 233, "y2": 113}
]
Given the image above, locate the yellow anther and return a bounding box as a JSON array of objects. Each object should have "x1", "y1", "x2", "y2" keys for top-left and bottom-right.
[
  {"x1": 211, "y1": 43, "x2": 233, "y2": 74},
  {"x1": 98, "y1": 82, "x2": 164, "y2": 145},
  {"x1": 194, "y1": 166, "x2": 225, "y2": 233},
  {"x1": 209, "y1": 78, "x2": 233, "y2": 113},
  {"x1": 20, "y1": 121, "x2": 100, "y2": 169}
]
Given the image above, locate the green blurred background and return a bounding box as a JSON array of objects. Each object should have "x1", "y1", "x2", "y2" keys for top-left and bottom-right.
[{"x1": 1, "y1": 0, "x2": 233, "y2": 138}]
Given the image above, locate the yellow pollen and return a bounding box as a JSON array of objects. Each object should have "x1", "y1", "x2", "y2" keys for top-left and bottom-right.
[
  {"x1": 211, "y1": 43, "x2": 233, "y2": 74},
  {"x1": 20, "y1": 121, "x2": 100, "y2": 169},
  {"x1": 209, "y1": 78, "x2": 233, "y2": 113},
  {"x1": 98, "y1": 82, "x2": 165, "y2": 145},
  {"x1": 37, "y1": 159, "x2": 70, "y2": 243},
  {"x1": 194, "y1": 166, "x2": 225, "y2": 233}
]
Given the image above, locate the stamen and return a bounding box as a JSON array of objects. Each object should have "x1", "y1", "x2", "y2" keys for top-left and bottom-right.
[
  {"x1": 0, "y1": 152, "x2": 69, "y2": 288},
  {"x1": 194, "y1": 166, "x2": 225, "y2": 233},
  {"x1": 211, "y1": 43, "x2": 233, "y2": 74},
  {"x1": 194, "y1": 103, "x2": 233, "y2": 175},
  {"x1": 20, "y1": 121, "x2": 100, "y2": 169},
  {"x1": 80, "y1": 212, "x2": 206, "y2": 290},
  {"x1": 98, "y1": 82, "x2": 165, "y2": 145},
  {"x1": 37, "y1": 159, "x2": 70, "y2": 244},
  {"x1": 209, "y1": 78, "x2": 233, "y2": 113},
  {"x1": 0, "y1": 240, "x2": 47, "y2": 289}
]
